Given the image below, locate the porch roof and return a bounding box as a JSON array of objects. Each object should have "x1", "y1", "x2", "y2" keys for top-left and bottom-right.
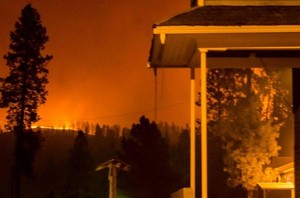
[
  {"x1": 156, "y1": 6, "x2": 300, "y2": 26},
  {"x1": 148, "y1": 6, "x2": 300, "y2": 69}
]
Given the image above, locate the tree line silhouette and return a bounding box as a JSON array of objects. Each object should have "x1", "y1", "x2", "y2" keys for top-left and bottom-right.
[{"x1": 0, "y1": 115, "x2": 249, "y2": 198}]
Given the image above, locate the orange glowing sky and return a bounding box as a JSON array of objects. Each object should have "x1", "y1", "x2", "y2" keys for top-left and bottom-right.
[{"x1": 0, "y1": 0, "x2": 194, "y2": 128}]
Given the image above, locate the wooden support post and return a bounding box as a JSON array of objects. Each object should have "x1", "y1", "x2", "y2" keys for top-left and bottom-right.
[
  {"x1": 190, "y1": 68, "x2": 196, "y2": 198},
  {"x1": 200, "y1": 48, "x2": 208, "y2": 198}
]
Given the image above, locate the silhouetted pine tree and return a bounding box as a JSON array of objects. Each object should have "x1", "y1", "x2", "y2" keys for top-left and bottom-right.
[
  {"x1": 64, "y1": 131, "x2": 93, "y2": 198},
  {"x1": 171, "y1": 128, "x2": 190, "y2": 189},
  {"x1": 120, "y1": 116, "x2": 175, "y2": 198},
  {"x1": 0, "y1": 4, "x2": 52, "y2": 198},
  {"x1": 95, "y1": 123, "x2": 102, "y2": 137}
]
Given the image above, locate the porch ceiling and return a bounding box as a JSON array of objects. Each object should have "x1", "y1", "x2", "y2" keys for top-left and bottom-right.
[{"x1": 149, "y1": 31, "x2": 300, "y2": 68}]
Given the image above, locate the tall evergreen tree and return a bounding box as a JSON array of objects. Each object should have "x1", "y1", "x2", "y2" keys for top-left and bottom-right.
[
  {"x1": 120, "y1": 116, "x2": 174, "y2": 198},
  {"x1": 95, "y1": 123, "x2": 102, "y2": 137},
  {"x1": 1, "y1": 3, "x2": 52, "y2": 130},
  {"x1": 64, "y1": 131, "x2": 93, "y2": 198},
  {"x1": 0, "y1": 4, "x2": 52, "y2": 198},
  {"x1": 171, "y1": 128, "x2": 190, "y2": 189}
]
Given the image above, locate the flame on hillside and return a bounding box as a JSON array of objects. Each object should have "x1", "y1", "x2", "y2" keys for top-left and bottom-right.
[
  {"x1": 31, "y1": 125, "x2": 74, "y2": 131},
  {"x1": 31, "y1": 121, "x2": 124, "y2": 137}
]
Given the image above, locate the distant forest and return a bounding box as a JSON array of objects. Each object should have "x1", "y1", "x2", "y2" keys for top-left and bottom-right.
[{"x1": 0, "y1": 116, "x2": 246, "y2": 198}]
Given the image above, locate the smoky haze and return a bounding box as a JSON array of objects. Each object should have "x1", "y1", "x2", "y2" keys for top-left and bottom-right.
[{"x1": 0, "y1": 0, "x2": 192, "y2": 128}]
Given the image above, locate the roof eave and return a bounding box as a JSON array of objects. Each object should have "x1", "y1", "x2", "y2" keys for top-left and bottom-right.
[{"x1": 153, "y1": 25, "x2": 300, "y2": 34}]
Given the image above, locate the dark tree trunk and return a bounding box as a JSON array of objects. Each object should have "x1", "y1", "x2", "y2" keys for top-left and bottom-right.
[
  {"x1": 14, "y1": 65, "x2": 27, "y2": 198},
  {"x1": 14, "y1": 132, "x2": 22, "y2": 198}
]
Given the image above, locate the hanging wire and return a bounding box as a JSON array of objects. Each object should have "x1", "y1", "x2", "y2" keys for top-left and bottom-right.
[{"x1": 154, "y1": 68, "x2": 157, "y2": 122}]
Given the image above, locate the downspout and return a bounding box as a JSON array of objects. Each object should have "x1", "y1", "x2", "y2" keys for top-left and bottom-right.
[{"x1": 153, "y1": 68, "x2": 157, "y2": 122}]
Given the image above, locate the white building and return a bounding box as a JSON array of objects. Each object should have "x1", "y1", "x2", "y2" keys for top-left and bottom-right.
[{"x1": 148, "y1": 1, "x2": 300, "y2": 197}]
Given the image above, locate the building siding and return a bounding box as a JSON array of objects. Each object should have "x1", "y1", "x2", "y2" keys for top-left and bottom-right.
[
  {"x1": 293, "y1": 69, "x2": 300, "y2": 198},
  {"x1": 295, "y1": 109, "x2": 300, "y2": 198}
]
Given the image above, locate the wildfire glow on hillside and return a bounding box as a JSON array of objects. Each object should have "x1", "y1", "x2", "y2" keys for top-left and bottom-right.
[{"x1": 0, "y1": 0, "x2": 191, "y2": 129}]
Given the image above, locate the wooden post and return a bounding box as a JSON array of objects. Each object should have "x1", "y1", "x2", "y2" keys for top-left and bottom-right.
[
  {"x1": 96, "y1": 159, "x2": 130, "y2": 198},
  {"x1": 190, "y1": 68, "x2": 196, "y2": 197},
  {"x1": 108, "y1": 164, "x2": 117, "y2": 198},
  {"x1": 200, "y1": 48, "x2": 208, "y2": 198}
]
